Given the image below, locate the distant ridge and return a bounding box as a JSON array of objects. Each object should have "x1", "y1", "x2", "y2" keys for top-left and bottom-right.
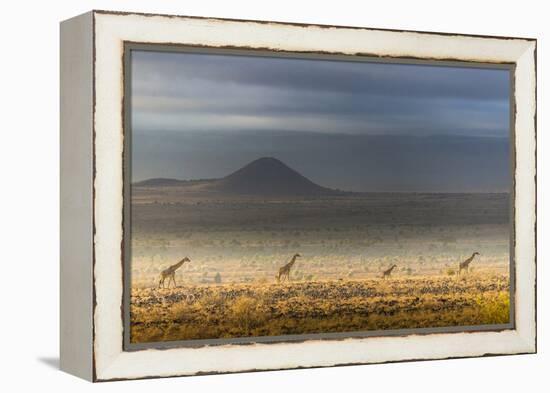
[
  {"x1": 132, "y1": 178, "x2": 212, "y2": 187},
  {"x1": 133, "y1": 157, "x2": 342, "y2": 196},
  {"x1": 133, "y1": 178, "x2": 185, "y2": 187}
]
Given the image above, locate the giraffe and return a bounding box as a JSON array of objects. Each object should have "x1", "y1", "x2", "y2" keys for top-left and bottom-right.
[
  {"x1": 276, "y1": 253, "x2": 301, "y2": 283},
  {"x1": 158, "y1": 257, "x2": 191, "y2": 288},
  {"x1": 382, "y1": 264, "x2": 397, "y2": 279},
  {"x1": 458, "y1": 252, "x2": 479, "y2": 275}
]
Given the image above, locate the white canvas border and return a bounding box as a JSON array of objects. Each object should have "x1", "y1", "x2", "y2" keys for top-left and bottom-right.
[{"x1": 92, "y1": 11, "x2": 536, "y2": 381}]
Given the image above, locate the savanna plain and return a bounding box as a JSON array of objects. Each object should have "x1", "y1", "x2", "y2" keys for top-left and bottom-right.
[{"x1": 130, "y1": 186, "x2": 511, "y2": 344}]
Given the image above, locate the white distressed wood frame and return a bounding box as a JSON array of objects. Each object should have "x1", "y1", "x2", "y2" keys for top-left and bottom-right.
[{"x1": 60, "y1": 10, "x2": 536, "y2": 382}]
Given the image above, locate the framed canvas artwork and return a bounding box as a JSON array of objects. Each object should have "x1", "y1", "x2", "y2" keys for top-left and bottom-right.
[{"x1": 60, "y1": 10, "x2": 537, "y2": 381}]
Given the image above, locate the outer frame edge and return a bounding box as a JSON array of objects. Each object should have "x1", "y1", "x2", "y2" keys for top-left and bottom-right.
[{"x1": 91, "y1": 11, "x2": 537, "y2": 381}]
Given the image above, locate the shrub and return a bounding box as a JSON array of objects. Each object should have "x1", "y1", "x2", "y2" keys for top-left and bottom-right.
[
  {"x1": 214, "y1": 272, "x2": 222, "y2": 284},
  {"x1": 475, "y1": 293, "x2": 510, "y2": 324},
  {"x1": 230, "y1": 296, "x2": 266, "y2": 334}
]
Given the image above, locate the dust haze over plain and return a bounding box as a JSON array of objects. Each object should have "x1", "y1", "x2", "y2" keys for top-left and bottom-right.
[{"x1": 131, "y1": 50, "x2": 510, "y2": 193}]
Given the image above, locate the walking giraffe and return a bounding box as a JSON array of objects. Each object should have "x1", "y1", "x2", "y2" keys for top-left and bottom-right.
[
  {"x1": 458, "y1": 252, "x2": 479, "y2": 275},
  {"x1": 158, "y1": 257, "x2": 191, "y2": 288},
  {"x1": 276, "y1": 253, "x2": 301, "y2": 283},
  {"x1": 382, "y1": 264, "x2": 397, "y2": 279}
]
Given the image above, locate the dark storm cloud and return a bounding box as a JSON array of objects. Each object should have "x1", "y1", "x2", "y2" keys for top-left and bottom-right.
[
  {"x1": 133, "y1": 50, "x2": 508, "y2": 101},
  {"x1": 130, "y1": 50, "x2": 511, "y2": 192},
  {"x1": 131, "y1": 50, "x2": 509, "y2": 138}
]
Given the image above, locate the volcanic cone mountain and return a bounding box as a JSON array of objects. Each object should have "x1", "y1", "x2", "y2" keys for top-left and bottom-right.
[{"x1": 215, "y1": 157, "x2": 337, "y2": 196}]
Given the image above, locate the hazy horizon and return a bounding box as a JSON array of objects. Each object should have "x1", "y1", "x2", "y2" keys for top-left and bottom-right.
[{"x1": 131, "y1": 50, "x2": 511, "y2": 193}]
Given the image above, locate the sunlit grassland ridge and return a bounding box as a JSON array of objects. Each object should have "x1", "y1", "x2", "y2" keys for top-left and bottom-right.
[{"x1": 130, "y1": 274, "x2": 510, "y2": 343}]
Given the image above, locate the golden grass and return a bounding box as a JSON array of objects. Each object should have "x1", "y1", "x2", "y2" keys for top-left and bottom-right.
[{"x1": 130, "y1": 272, "x2": 510, "y2": 343}]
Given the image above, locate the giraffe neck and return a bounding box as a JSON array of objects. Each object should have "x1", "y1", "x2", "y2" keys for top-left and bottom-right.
[
  {"x1": 462, "y1": 254, "x2": 476, "y2": 267},
  {"x1": 287, "y1": 255, "x2": 298, "y2": 268},
  {"x1": 172, "y1": 260, "x2": 185, "y2": 271}
]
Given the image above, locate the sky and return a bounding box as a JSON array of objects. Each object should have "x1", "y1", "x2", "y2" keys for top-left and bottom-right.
[{"x1": 131, "y1": 49, "x2": 511, "y2": 192}]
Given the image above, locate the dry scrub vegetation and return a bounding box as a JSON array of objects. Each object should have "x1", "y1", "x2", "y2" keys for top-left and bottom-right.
[{"x1": 130, "y1": 273, "x2": 510, "y2": 343}]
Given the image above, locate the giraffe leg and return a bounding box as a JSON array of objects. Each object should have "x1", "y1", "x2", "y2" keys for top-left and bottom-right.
[{"x1": 173, "y1": 275, "x2": 177, "y2": 288}]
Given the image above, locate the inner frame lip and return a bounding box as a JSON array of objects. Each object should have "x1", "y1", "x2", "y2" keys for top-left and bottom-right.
[{"x1": 121, "y1": 41, "x2": 516, "y2": 352}]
